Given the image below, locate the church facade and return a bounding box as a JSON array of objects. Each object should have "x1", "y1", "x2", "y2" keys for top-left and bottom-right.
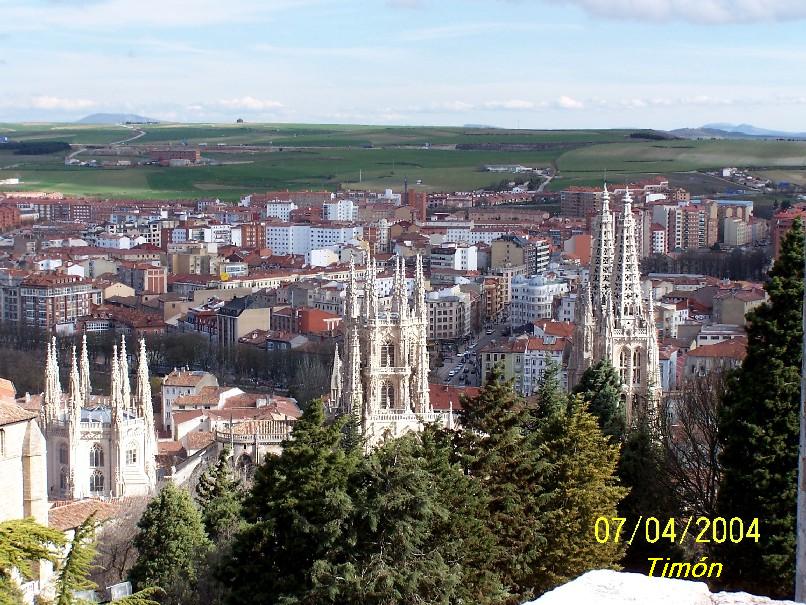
[
  {"x1": 41, "y1": 334, "x2": 157, "y2": 500},
  {"x1": 568, "y1": 186, "x2": 661, "y2": 422},
  {"x1": 330, "y1": 255, "x2": 442, "y2": 448}
]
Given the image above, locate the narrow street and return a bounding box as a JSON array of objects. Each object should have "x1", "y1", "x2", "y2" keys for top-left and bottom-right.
[{"x1": 433, "y1": 323, "x2": 509, "y2": 387}]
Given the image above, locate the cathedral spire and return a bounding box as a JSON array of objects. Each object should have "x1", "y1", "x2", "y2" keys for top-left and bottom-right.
[
  {"x1": 43, "y1": 337, "x2": 62, "y2": 426},
  {"x1": 414, "y1": 254, "x2": 426, "y2": 319},
  {"x1": 80, "y1": 333, "x2": 91, "y2": 404},
  {"x1": 392, "y1": 255, "x2": 407, "y2": 319},
  {"x1": 364, "y1": 252, "x2": 378, "y2": 318},
  {"x1": 589, "y1": 182, "x2": 615, "y2": 317},
  {"x1": 111, "y1": 344, "x2": 122, "y2": 425},
  {"x1": 137, "y1": 336, "x2": 157, "y2": 490},
  {"x1": 346, "y1": 257, "x2": 358, "y2": 320},
  {"x1": 611, "y1": 187, "x2": 643, "y2": 327},
  {"x1": 69, "y1": 345, "x2": 81, "y2": 419},
  {"x1": 330, "y1": 344, "x2": 342, "y2": 405},
  {"x1": 119, "y1": 335, "x2": 131, "y2": 413}
]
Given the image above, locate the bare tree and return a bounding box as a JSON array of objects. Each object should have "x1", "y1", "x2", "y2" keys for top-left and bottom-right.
[
  {"x1": 90, "y1": 497, "x2": 149, "y2": 589},
  {"x1": 661, "y1": 371, "x2": 727, "y2": 518}
]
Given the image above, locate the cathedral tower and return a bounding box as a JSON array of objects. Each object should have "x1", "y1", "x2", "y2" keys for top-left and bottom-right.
[
  {"x1": 568, "y1": 185, "x2": 662, "y2": 422},
  {"x1": 332, "y1": 254, "x2": 437, "y2": 448}
]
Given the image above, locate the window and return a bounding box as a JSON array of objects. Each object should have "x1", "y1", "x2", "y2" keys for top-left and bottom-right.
[
  {"x1": 90, "y1": 469, "x2": 104, "y2": 493},
  {"x1": 619, "y1": 349, "x2": 629, "y2": 383},
  {"x1": 60, "y1": 467, "x2": 69, "y2": 491},
  {"x1": 632, "y1": 349, "x2": 642, "y2": 385},
  {"x1": 380, "y1": 341, "x2": 395, "y2": 367},
  {"x1": 59, "y1": 442, "x2": 69, "y2": 464},
  {"x1": 380, "y1": 381, "x2": 395, "y2": 409},
  {"x1": 0, "y1": 428, "x2": 4, "y2": 456},
  {"x1": 89, "y1": 443, "x2": 104, "y2": 467},
  {"x1": 126, "y1": 445, "x2": 137, "y2": 465}
]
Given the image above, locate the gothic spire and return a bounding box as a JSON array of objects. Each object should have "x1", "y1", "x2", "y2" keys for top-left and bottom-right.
[
  {"x1": 364, "y1": 252, "x2": 378, "y2": 318},
  {"x1": 80, "y1": 333, "x2": 91, "y2": 404},
  {"x1": 119, "y1": 335, "x2": 131, "y2": 413},
  {"x1": 590, "y1": 182, "x2": 615, "y2": 318},
  {"x1": 69, "y1": 345, "x2": 81, "y2": 418},
  {"x1": 611, "y1": 187, "x2": 644, "y2": 328},
  {"x1": 43, "y1": 336, "x2": 62, "y2": 425},
  {"x1": 392, "y1": 255, "x2": 407, "y2": 318},
  {"x1": 136, "y1": 337, "x2": 152, "y2": 418},
  {"x1": 346, "y1": 257, "x2": 358, "y2": 320},
  {"x1": 330, "y1": 344, "x2": 342, "y2": 406},
  {"x1": 111, "y1": 343, "x2": 122, "y2": 425},
  {"x1": 414, "y1": 253, "x2": 426, "y2": 320}
]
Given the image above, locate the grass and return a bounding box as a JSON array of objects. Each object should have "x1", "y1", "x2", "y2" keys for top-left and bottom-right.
[{"x1": 1, "y1": 123, "x2": 806, "y2": 199}]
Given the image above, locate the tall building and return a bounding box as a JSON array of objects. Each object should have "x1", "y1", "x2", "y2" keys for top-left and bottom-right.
[
  {"x1": 568, "y1": 186, "x2": 661, "y2": 422},
  {"x1": 40, "y1": 334, "x2": 157, "y2": 500},
  {"x1": 330, "y1": 256, "x2": 440, "y2": 448}
]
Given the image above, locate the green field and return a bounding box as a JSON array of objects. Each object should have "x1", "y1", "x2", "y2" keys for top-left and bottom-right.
[{"x1": 1, "y1": 123, "x2": 806, "y2": 199}]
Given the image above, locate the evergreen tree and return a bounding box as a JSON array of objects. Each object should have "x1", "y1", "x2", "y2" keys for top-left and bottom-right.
[
  {"x1": 326, "y1": 434, "x2": 462, "y2": 605},
  {"x1": 56, "y1": 515, "x2": 98, "y2": 605},
  {"x1": 458, "y1": 366, "x2": 624, "y2": 602},
  {"x1": 616, "y1": 414, "x2": 682, "y2": 570},
  {"x1": 225, "y1": 399, "x2": 359, "y2": 604},
  {"x1": 0, "y1": 518, "x2": 64, "y2": 605},
  {"x1": 532, "y1": 394, "x2": 626, "y2": 592},
  {"x1": 195, "y1": 449, "x2": 243, "y2": 543},
  {"x1": 716, "y1": 218, "x2": 804, "y2": 598},
  {"x1": 129, "y1": 483, "x2": 210, "y2": 605},
  {"x1": 573, "y1": 359, "x2": 626, "y2": 441}
]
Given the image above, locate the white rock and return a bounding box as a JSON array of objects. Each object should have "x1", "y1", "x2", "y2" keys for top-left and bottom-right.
[{"x1": 525, "y1": 570, "x2": 799, "y2": 605}]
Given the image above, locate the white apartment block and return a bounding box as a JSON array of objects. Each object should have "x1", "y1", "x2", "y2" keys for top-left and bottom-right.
[
  {"x1": 203, "y1": 224, "x2": 234, "y2": 245},
  {"x1": 521, "y1": 336, "x2": 567, "y2": 394},
  {"x1": 430, "y1": 245, "x2": 478, "y2": 271},
  {"x1": 445, "y1": 227, "x2": 509, "y2": 246},
  {"x1": 511, "y1": 275, "x2": 569, "y2": 325},
  {"x1": 264, "y1": 201, "x2": 298, "y2": 222},
  {"x1": 266, "y1": 224, "x2": 363, "y2": 255},
  {"x1": 322, "y1": 199, "x2": 358, "y2": 222}
]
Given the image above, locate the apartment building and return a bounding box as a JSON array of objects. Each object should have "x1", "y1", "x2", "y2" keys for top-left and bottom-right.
[
  {"x1": 426, "y1": 286, "x2": 472, "y2": 342},
  {"x1": 19, "y1": 273, "x2": 100, "y2": 331},
  {"x1": 510, "y1": 275, "x2": 569, "y2": 324}
]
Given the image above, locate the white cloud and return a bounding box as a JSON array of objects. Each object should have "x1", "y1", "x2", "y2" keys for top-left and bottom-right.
[
  {"x1": 482, "y1": 99, "x2": 543, "y2": 110},
  {"x1": 214, "y1": 97, "x2": 283, "y2": 111},
  {"x1": 400, "y1": 20, "x2": 579, "y2": 41},
  {"x1": 29, "y1": 96, "x2": 96, "y2": 110},
  {"x1": 546, "y1": 0, "x2": 806, "y2": 24},
  {"x1": 555, "y1": 95, "x2": 584, "y2": 109}
]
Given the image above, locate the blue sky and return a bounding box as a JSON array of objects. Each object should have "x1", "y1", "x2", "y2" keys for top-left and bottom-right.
[{"x1": 2, "y1": 0, "x2": 806, "y2": 129}]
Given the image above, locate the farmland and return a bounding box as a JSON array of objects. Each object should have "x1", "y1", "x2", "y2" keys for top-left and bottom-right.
[{"x1": 1, "y1": 122, "x2": 805, "y2": 200}]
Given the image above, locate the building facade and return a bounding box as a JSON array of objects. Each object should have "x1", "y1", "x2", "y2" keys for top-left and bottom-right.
[
  {"x1": 330, "y1": 256, "x2": 441, "y2": 448},
  {"x1": 40, "y1": 335, "x2": 157, "y2": 500}
]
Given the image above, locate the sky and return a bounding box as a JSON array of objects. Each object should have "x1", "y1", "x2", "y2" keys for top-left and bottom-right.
[{"x1": 1, "y1": 0, "x2": 806, "y2": 129}]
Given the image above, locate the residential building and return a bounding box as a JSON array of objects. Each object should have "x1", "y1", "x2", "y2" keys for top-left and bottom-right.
[
  {"x1": 20, "y1": 274, "x2": 100, "y2": 331},
  {"x1": 510, "y1": 275, "x2": 569, "y2": 325},
  {"x1": 426, "y1": 286, "x2": 472, "y2": 342}
]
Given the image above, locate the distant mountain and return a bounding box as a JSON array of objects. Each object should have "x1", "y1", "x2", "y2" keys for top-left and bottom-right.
[
  {"x1": 77, "y1": 113, "x2": 160, "y2": 124},
  {"x1": 668, "y1": 127, "x2": 757, "y2": 140},
  {"x1": 699, "y1": 123, "x2": 806, "y2": 139}
]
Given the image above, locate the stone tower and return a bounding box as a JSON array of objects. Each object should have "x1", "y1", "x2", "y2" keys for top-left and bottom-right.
[
  {"x1": 568, "y1": 185, "x2": 661, "y2": 422},
  {"x1": 331, "y1": 255, "x2": 438, "y2": 448}
]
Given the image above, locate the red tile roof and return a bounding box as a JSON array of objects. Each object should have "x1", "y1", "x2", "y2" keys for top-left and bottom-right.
[
  {"x1": 687, "y1": 337, "x2": 748, "y2": 360},
  {"x1": 49, "y1": 499, "x2": 120, "y2": 532}
]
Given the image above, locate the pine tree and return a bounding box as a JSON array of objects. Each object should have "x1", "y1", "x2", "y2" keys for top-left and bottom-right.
[
  {"x1": 55, "y1": 515, "x2": 98, "y2": 605},
  {"x1": 531, "y1": 394, "x2": 626, "y2": 592},
  {"x1": 716, "y1": 218, "x2": 804, "y2": 598},
  {"x1": 0, "y1": 518, "x2": 64, "y2": 605},
  {"x1": 573, "y1": 359, "x2": 626, "y2": 441},
  {"x1": 129, "y1": 483, "x2": 210, "y2": 605},
  {"x1": 533, "y1": 360, "x2": 567, "y2": 420},
  {"x1": 338, "y1": 434, "x2": 462, "y2": 605},
  {"x1": 195, "y1": 449, "x2": 243, "y2": 543},
  {"x1": 225, "y1": 399, "x2": 359, "y2": 604}
]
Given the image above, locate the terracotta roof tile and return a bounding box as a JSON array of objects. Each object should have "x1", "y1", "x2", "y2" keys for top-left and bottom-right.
[
  {"x1": 49, "y1": 499, "x2": 120, "y2": 532},
  {"x1": 0, "y1": 401, "x2": 36, "y2": 426}
]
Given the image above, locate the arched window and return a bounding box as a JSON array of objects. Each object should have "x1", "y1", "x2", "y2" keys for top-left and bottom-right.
[
  {"x1": 89, "y1": 443, "x2": 104, "y2": 467},
  {"x1": 59, "y1": 442, "x2": 69, "y2": 465},
  {"x1": 59, "y1": 467, "x2": 68, "y2": 491},
  {"x1": 380, "y1": 341, "x2": 395, "y2": 367},
  {"x1": 380, "y1": 381, "x2": 395, "y2": 409},
  {"x1": 90, "y1": 470, "x2": 104, "y2": 493},
  {"x1": 632, "y1": 349, "x2": 642, "y2": 385},
  {"x1": 619, "y1": 349, "x2": 629, "y2": 383}
]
